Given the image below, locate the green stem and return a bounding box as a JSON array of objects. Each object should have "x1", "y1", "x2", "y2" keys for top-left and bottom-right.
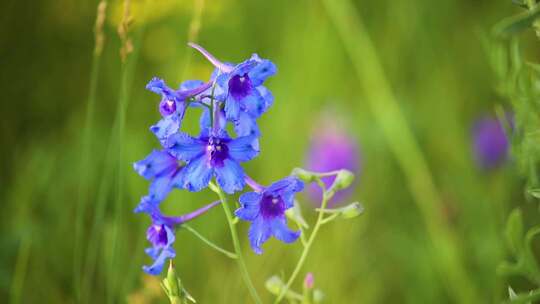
[
  {"x1": 209, "y1": 182, "x2": 262, "y2": 304},
  {"x1": 274, "y1": 180, "x2": 331, "y2": 304},
  {"x1": 182, "y1": 224, "x2": 237, "y2": 259}
]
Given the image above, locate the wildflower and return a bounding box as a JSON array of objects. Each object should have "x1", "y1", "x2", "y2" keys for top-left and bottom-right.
[
  {"x1": 146, "y1": 77, "x2": 211, "y2": 145},
  {"x1": 235, "y1": 177, "x2": 304, "y2": 254},
  {"x1": 304, "y1": 273, "x2": 314, "y2": 289},
  {"x1": 188, "y1": 43, "x2": 275, "y2": 124},
  {"x1": 472, "y1": 115, "x2": 510, "y2": 170},
  {"x1": 136, "y1": 197, "x2": 220, "y2": 275},
  {"x1": 305, "y1": 112, "x2": 360, "y2": 205},
  {"x1": 166, "y1": 117, "x2": 259, "y2": 194},
  {"x1": 133, "y1": 150, "x2": 184, "y2": 203}
]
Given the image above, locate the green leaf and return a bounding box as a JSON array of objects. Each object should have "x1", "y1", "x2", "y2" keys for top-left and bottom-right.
[
  {"x1": 506, "y1": 209, "x2": 524, "y2": 255},
  {"x1": 493, "y1": 6, "x2": 540, "y2": 37}
]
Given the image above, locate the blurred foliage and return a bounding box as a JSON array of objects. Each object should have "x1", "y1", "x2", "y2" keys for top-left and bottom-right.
[{"x1": 1, "y1": 0, "x2": 539, "y2": 303}]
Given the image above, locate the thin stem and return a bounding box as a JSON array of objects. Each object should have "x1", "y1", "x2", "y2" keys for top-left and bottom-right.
[
  {"x1": 320, "y1": 213, "x2": 340, "y2": 225},
  {"x1": 209, "y1": 182, "x2": 262, "y2": 304},
  {"x1": 274, "y1": 180, "x2": 331, "y2": 304},
  {"x1": 182, "y1": 224, "x2": 237, "y2": 259}
]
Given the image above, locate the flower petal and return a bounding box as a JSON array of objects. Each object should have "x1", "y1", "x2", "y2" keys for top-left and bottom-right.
[
  {"x1": 236, "y1": 192, "x2": 262, "y2": 221},
  {"x1": 271, "y1": 217, "x2": 300, "y2": 244},
  {"x1": 248, "y1": 217, "x2": 272, "y2": 254},
  {"x1": 167, "y1": 132, "x2": 206, "y2": 161},
  {"x1": 228, "y1": 134, "x2": 259, "y2": 162},
  {"x1": 248, "y1": 55, "x2": 277, "y2": 87},
  {"x1": 146, "y1": 77, "x2": 177, "y2": 101},
  {"x1": 224, "y1": 94, "x2": 242, "y2": 121},
  {"x1": 150, "y1": 115, "x2": 181, "y2": 147},
  {"x1": 142, "y1": 246, "x2": 176, "y2": 275},
  {"x1": 214, "y1": 159, "x2": 245, "y2": 194},
  {"x1": 181, "y1": 154, "x2": 213, "y2": 192},
  {"x1": 235, "y1": 112, "x2": 260, "y2": 137},
  {"x1": 133, "y1": 150, "x2": 177, "y2": 180}
]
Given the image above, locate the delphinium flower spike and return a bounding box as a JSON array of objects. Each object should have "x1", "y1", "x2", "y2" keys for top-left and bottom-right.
[
  {"x1": 235, "y1": 177, "x2": 304, "y2": 254},
  {"x1": 136, "y1": 197, "x2": 220, "y2": 275},
  {"x1": 167, "y1": 113, "x2": 259, "y2": 194}
]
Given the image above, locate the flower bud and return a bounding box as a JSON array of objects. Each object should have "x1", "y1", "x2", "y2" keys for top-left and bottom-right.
[
  {"x1": 292, "y1": 168, "x2": 317, "y2": 183},
  {"x1": 338, "y1": 202, "x2": 364, "y2": 219},
  {"x1": 329, "y1": 169, "x2": 355, "y2": 192},
  {"x1": 265, "y1": 275, "x2": 284, "y2": 295}
]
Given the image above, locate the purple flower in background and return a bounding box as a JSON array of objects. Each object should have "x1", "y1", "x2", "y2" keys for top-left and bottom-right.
[
  {"x1": 305, "y1": 113, "x2": 360, "y2": 205},
  {"x1": 472, "y1": 115, "x2": 510, "y2": 170},
  {"x1": 146, "y1": 77, "x2": 211, "y2": 146},
  {"x1": 235, "y1": 177, "x2": 303, "y2": 254},
  {"x1": 136, "y1": 197, "x2": 220, "y2": 275},
  {"x1": 133, "y1": 150, "x2": 184, "y2": 204},
  {"x1": 166, "y1": 116, "x2": 259, "y2": 194},
  {"x1": 188, "y1": 43, "x2": 275, "y2": 129}
]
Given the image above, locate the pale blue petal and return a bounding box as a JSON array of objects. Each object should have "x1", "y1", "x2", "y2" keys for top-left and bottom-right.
[
  {"x1": 150, "y1": 116, "x2": 181, "y2": 147},
  {"x1": 271, "y1": 218, "x2": 300, "y2": 244},
  {"x1": 142, "y1": 246, "x2": 176, "y2": 275},
  {"x1": 228, "y1": 134, "x2": 259, "y2": 162},
  {"x1": 214, "y1": 159, "x2": 245, "y2": 194},
  {"x1": 167, "y1": 132, "x2": 206, "y2": 161},
  {"x1": 248, "y1": 217, "x2": 272, "y2": 255},
  {"x1": 181, "y1": 154, "x2": 213, "y2": 192},
  {"x1": 133, "y1": 150, "x2": 177, "y2": 180}
]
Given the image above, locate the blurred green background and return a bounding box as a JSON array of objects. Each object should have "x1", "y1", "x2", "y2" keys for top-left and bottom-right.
[{"x1": 0, "y1": 0, "x2": 532, "y2": 303}]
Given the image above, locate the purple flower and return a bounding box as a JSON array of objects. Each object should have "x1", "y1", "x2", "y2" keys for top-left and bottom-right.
[
  {"x1": 235, "y1": 177, "x2": 304, "y2": 254},
  {"x1": 146, "y1": 77, "x2": 211, "y2": 146},
  {"x1": 166, "y1": 115, "x2": 259, "y2": 194},
  {"x1": 472, "y1": 115, "x2": 510, "y2": 169},
  {"x1": 188, "y1": 43, "x2": 275, "y2": 131},
  {"x1": 305, "y1": 114, "x2": 360, "y2": 205},
  {"x1": 136, "y1": 197, "x2": 220, "y2": 275},
  {"x1": 133, "y1": 150, "x2": 184, "y2": 204}
]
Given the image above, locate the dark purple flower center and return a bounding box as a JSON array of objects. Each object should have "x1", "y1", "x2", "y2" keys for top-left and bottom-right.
[
  {"x1": 206, "y1": 136, "x2": 229, "y2": 167},
  {"x1": 228, "y1": 74, "x2": 252, "y2": 100},
  {"x1": 260, "y1": 194, "x2": 285, "y2": 219},
  {"x1": 159, "y1": 99, "x2": 176, "y2": 116},
  {"x1": 147, "y1": 224, "x2": 168, "y2": 247}
]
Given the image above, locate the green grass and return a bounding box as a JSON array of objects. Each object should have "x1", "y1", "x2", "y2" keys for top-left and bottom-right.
[{"x1": 0, "y1": 0, "x2": 535, "y2": 303}]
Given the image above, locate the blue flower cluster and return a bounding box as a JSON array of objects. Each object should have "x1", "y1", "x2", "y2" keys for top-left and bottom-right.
[{"x1": 134, "y1": 44, "x2": 304, "y2": 275}]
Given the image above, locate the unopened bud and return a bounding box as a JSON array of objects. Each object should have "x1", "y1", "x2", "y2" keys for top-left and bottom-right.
[
  {"x1": 339, "y1": 202, "x2": 364, "y2": 219},
  {"x1": 292, "y1": 168, "x2": 317, "y2": 183},
  {"x1": 330, "y1": 169, "x2": 354, "y2": 192},
  {"x1": 265, "y1": 275, "x2": 284, "y2": 295}
]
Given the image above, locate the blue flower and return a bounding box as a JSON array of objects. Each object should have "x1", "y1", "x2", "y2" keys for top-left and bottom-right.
[
  {"x1": 133, "y1": 150, "x2": 184, "y2": 205},
  {"x1": 166, "y1": 116, "x2": 259, "y2": 194},
  {"x1": 136, "y1": 197, "x2": 220, "y2": 275},
  {"x1": 188, "y1": 43, "x2": 276, "y2": 124},
  {"x1": 235, "y1": 177, "x2": 304, "y2": 254},
  {"x1": 146, "y1": 77, "x2": 211, "y2": 146}
]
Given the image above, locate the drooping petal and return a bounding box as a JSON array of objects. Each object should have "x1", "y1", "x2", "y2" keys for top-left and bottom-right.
[
  {"x1": 148, "y1": 169, "x2": 183, "y2": 202},
  {"x1": 235, "y1": 112, "x2": 260, "y2": 137},
  {"x1": 167, "y1": 132, "x2": 206, "y2": 161},
  {"x1": 224, "y1": 94, "x2": 242, "y2": 121},
  {"x1": 134, "y1": 195, "x2": 159, "y2": 214},
  {"x1": 144, "y1": 247, "x2": 160, "y2": 260},
  {"x1": 133, "y1": 150, "x2": 178, "y2": 180},
  {"x1": 248, "y1": 55, "x2": 277, "y2": 87},
  {"x1": 248, "y1": 217, "x2": 272, "y2": 255},
  {"x1": 214, "y1": 159, "x2": 245, "y2": 194},
  {"x1": 150, "y1": 115, "x2": 181, "y2": 147},
  {"x1": 241, "y1": 89, "x2": 267, "y2": 118},
  {"x1": 271, "y1": 217, "x2": 300, "y2": 244},
  {"x1": 181, "y1": 154, "x2": 213, "y2": 192},
  {"x1": 228, "y1": 134, "x2": 259, "y2": 162},
  {"x1": 142, "y1": 246, "x2": 176, "y2": 275},
  {"x1": 236, "y1": 192, "x2": 262, "y2": 221}
]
